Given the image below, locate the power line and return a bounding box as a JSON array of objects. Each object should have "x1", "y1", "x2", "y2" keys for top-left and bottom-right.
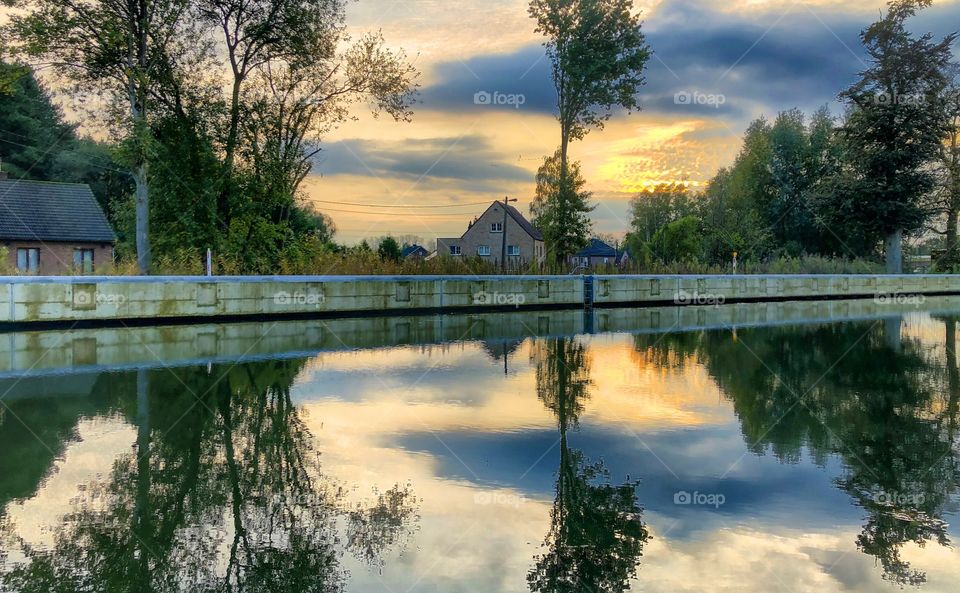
[
  {"x1": 316, "y1": 206, "x2": 480, "y2": 218},
  {"x1": 310, "y1": 198, "x2": 493, "y2": 209}
]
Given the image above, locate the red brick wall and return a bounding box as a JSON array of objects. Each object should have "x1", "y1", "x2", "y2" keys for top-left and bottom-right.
[{"x1": 2, "y1": 241, "x2": 114, "y2": 275}]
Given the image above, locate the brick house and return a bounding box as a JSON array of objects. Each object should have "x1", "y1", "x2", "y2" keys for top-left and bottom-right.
[
  {"x1": 437, "y1": 201, "x2": 545, "y2": 268},
  {"x1": 0, "y1": 175, "x2": 116, "y2": 274}
]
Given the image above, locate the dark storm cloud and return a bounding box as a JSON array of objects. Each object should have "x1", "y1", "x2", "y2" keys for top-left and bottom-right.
[
  {"x1": 421, "y1": 0, "x2": 960, "y2": 121},
  {"x1": 312, "y1": 135, "x2": 531, "y2": 192}
]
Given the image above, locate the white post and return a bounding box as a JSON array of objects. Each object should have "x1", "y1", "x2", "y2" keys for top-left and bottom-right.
[{"x1": 206, "y1": 249, "x2": 212, "y2": 276}]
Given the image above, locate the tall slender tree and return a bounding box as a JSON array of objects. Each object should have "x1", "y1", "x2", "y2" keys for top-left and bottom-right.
[{"x1": 529, "y1": 0, "x2": 650, "y2": 264}]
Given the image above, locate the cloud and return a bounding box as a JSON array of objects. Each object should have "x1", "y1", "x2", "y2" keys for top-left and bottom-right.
[
  {"x1": 312, "y1": 135, "x2": 533, "y2": 193},
  {"x1": 420, "y1": 44, "x2": 556, "y2": 114},
  {"x1": 420, "y1": 0, "x2": 960, "y2": 123}
]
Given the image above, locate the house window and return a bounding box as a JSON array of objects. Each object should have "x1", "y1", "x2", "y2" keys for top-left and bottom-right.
[
  {"x1": 74, "y1": 248, "x2": 95, "y2": 274},
  {"x1": 491, "y1": 222, "x2": 503, "y2": 233},
  {"x1": 449, "y1": 245, "x2": 462, "y2": 256},
  {"x1": 507, "y1": 245, "x2": 520, "y2": 256},
  {"x1": 477, "y1": 245, "x2": 491, "y2": 256},
  {"x1": 16, "y1": 248, "x2": 40, "y2": 273}
]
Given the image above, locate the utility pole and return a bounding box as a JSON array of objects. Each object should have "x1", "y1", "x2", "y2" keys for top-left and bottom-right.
[{"x1": 501, "y1": 196, "x2": 517, "y2": 273}]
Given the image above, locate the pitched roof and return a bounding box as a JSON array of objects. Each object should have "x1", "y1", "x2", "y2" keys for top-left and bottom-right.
[
  {"x1": 504, "y1": 203, "x2": 543, "y2": 241},
  {"x1": 0, "y1": 179, "x2": 115, "y2": 243},
  {"x1": 401, "y1": 244, "x2": 429, "y2": 257},
  {"x1": 573, "y1": 238, "x2": 617, "y2": 258}
]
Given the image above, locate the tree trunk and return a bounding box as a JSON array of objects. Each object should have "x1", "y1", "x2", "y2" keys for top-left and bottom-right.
[
  {"x1": 946, "y1": 206, "x2": 959, "y2": 268},
  {"x1": 885, "y1": 229, "x2": 903, "y2": 274},
  {"x1": 133, "y1": 370, "x2": 152, "y2": 583},
  {"x1": 884, "y1": 316, "x2": 903, "y2": 352},
  {"x1": 134, "y1": 162, "x2": 151, "y2": 274},
  {"x1": 219, "y1": 77, "x2": 244, "y2": 231}
]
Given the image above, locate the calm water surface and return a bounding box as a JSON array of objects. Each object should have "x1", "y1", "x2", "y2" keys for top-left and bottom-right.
[{"x1": 1, "y1": 304, "x2": 959, "y2": 592}]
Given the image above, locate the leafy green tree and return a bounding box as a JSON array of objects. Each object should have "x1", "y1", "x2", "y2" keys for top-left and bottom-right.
[
  {"x1": 649, "y1": 216, "x2": 703, "y2": 263},
  {"x1": 822, "y1": 0, "x2": 956, "y2": 272},
  {"x1": 625, "y1": 183, "x2": 693, "y2": 265},
  {"x1": 529, "y1": 0, "x2": 649, "y2": 263},
  {"x1": 627, "y1": 183, "x2": 693, "y2": 243},
  {"x1": 767, "y1": 109, "x2": 816, "y2": 254},
  {"x1": 667, "y1": 320, "x2": 960, "y2": 585},
  {"x1": 0, "y1": 359, "x2": 420, "y2": 592},
  {"x1": 529, "y1": 337, "x2": 648, "y2": 593},
  {"x1": 531, "y1": 149, "x2": 594, "y2": 266},
  {"x1": 377, "y1": 236, "x2": 402, "y2": 262}
]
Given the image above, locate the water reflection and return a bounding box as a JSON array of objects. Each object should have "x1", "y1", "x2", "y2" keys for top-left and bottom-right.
[
  {"x1": 1, "y1": 305, "x2": 960, "y2": 591},
  {"x1": 636, "y1": 316, "x2": 960, "y2": 586},
  {"x1": 0, "y1": 360, "x2": 418, "y2": 592},
  {"x1": 529, "y1": 338, "x2": 649, "y2": 592}
]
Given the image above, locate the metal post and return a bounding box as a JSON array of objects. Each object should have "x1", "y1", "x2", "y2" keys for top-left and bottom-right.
[{"x1": 500, "y1": 196, "x2": 517, "y2": 273}]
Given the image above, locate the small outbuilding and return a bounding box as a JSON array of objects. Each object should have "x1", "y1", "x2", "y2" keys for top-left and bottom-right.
[{"x1": 570, "y1": 238, "x2": 623, "y2": 269}]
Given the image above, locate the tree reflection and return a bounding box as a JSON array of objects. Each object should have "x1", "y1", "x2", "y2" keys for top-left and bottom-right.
[
  {"x1": 0, "y1": 359, "x2": 418, "y2": 593},
  {"x1": 637, "y1": 319, "x2": 960, "y2": 586},
  {"x1": 529, "y1": 337, "x2": 649, "y2": 593}
]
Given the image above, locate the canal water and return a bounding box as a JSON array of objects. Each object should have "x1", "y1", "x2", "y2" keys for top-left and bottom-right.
[{"x1": 1, "y1": 302, "x2": 959, "y2": 592}]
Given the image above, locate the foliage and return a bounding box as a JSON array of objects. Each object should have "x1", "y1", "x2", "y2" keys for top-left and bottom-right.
[
  {"x1": 377, "y1": 237, "x2": 402, "y2": 262},
  {"x1": 648, "y1": 216, "x2": 703, "y2": 263},
  {"x1": 528, "y1": 0, "x2": 650, "y2": 146},
  {"x1": 5, "y1": 0, "x2": 418, "y2": 274},
  {"x1": 529, "y1": 0, "x2": 649, "y2": 264},
  {"x1": 531, "y1": 149, "x2": 594, "y2": 264},
  {"x1": 818, "y1": 0, "x2": 956, "y2": 270}
]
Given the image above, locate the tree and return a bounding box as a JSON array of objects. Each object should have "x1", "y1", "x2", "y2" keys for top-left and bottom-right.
[
  {"x1": 0, "y1": 63, "x2": 132, "y2": 234},
  {"x1": 528, "y1": 337, "x2": 649, "y2": 593},
  {"x1": 9, "y1": 0, "x2": 190, "y2": 273},
  {"x1": 649, "y1": 216, "x2": 702, "y2": 263},
  {"x1": 529, "y1": 0, "x2": 650, "y2": 174},
  {"x1": 197, "y1": 0, "x2": 418, "y2": 234},
  {"x1": 377, "y1": 236, "x2": 402, "y2": 262},
  {"x1": 530, "y1": 149, "x2": 594, "y2": 266},
  {"x1": 827, "y1": 0, "x2": 956, "y2": 272},
  {"x1": 624, "y1": 183, "x2": 692, "y2": 265},
  {"x1": 529, "y1": 0, "x2": 649, "y2": 263}
]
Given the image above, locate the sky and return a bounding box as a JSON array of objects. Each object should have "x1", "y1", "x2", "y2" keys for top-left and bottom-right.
[
  {"x1": 2, "y1": 0, "x2": 959, "y2": 245},
  {"x1": 308, "y1": 0, "x2": 960, "y2": 245}
]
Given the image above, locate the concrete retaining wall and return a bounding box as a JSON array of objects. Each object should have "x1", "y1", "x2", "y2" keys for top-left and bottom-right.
[
  {"x1": 1, "y1": 295, "x2": 956, "y2": 382},
  {"x1": 0, "y1": 274, "x2": 958, "y2": 325}
]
